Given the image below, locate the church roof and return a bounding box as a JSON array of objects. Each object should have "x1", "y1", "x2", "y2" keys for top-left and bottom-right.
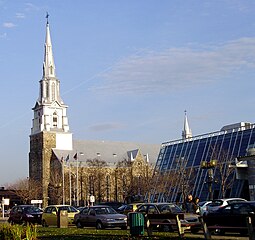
[{"x1": 53, "y1": 139, "x2": 160, "y2": 167}]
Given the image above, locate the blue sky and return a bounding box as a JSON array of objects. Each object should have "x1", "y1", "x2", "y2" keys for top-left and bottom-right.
[{"x1": 1, "y1": 0, "x2": 255, "y2": 185}]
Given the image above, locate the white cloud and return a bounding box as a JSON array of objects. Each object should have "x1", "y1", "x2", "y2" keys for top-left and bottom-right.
[
  {"x1": 15, "y1": 13, "x2": 25, "y2": 19},
  {"x1": 93, "y1": 38, "x2": 255, "y2": 94},
  {"x1": 3, "y1": 22, "x2": 16, "y2": 28},
  {"x1": 24, "y1": 3, "x2": 40, "y2": 12},
  {"x1": 0, "y1": 33, "x2": 7, "y2": 39}
]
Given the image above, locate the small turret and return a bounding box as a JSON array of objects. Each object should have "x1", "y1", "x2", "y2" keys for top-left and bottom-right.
[{"x1": 182, "y1": 110, "x2": 192, "y2": 139}]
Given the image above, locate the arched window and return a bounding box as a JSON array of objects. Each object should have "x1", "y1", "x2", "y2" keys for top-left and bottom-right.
[
  {"x1": 38, "y1": 112, "x2": 41, "y2": 124},
  {"x1": 50, "y1": 66, "x2": 53, "y2": 75},
  {"x1": 53, "y1": 112, "x2": 57, "y2": 128},
  {"x1": 52, "y1": 82, "x2": 55, "y2": 100},
  {"x1": 46, "y1": 82, "x2": 49, "y2": 98}
]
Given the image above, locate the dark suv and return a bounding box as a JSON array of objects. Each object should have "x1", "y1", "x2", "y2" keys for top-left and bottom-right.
[
  {"x1": 135, "y1": 203, "x2": 201, "y2": 233},
  {"x1": 8, "y1": 205, "x2": 43, "y2": 225}
]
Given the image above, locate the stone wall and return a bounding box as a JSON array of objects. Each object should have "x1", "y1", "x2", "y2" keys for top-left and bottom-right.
[{"x1": 29, "y1": 131, "x2": 56, "y2": 207}]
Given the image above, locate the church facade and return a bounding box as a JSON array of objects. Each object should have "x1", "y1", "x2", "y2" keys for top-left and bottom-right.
[{"x1": 29, "y1": 18, "x2": 160, "y2": 207}]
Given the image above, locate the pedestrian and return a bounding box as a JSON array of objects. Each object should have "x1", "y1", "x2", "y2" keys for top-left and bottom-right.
[
  {"x1": 184, "y1": 194, "x2": 194, "y2": 213},
  {"x1": 193, "y1": 197, "x2": 200, "y2": 214}
]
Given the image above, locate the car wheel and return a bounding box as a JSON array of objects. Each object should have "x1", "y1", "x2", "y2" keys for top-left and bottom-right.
[
  {"x1": 161, "y1": 222, "x2": 173, "y2": 232},
  {"x1": 76, "y1": 221, "x2": 83, "y2": 228},
  {"x1": 96, "y1": 221, "x2": 104, "y2": 230},
  {"x1": 42, "y1": 220, "x2": 48, "y2": 227}
]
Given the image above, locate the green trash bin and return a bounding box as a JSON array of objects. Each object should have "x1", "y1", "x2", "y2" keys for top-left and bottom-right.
[{"x1": 129, "y1": 212, "x2": 144, "y2": 236}]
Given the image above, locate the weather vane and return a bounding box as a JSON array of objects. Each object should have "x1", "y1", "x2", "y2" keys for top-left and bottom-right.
[{"x1": 46, "y1": 12, "x2": 49, "y2": 24}]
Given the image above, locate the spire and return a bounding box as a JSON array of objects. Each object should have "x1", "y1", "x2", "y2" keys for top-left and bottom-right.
[
  {"x1": 182, "y1": 110, "x2": 192, "y2": 139},
  {"x1": 31, "y1": 14, "x2": 70, "y2": 135},
  {"x1": 43, "y1": 13, "x2": 56, "y2": 78}
]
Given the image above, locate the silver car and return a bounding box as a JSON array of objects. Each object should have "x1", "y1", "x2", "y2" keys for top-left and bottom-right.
[
  {"x1": 198, "y1": 201, "x2": 212, "y2": 216},
  {"x1": 206, "y1": 198, "x2": 247, "y2": 213},
  {"x1": 74, "y1": 205, "x2": 127, "y2": 229}
]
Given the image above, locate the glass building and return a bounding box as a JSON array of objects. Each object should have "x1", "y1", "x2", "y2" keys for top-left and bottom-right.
[{"x1": 149, "y1": 121, "x2": 255, "y2": 203}]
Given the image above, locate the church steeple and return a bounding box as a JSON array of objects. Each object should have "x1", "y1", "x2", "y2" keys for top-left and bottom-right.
[
  {"x1": 43, "y1": 13, "x2": 56, "y2": 78},
  {"x1": 31, "y1": 15, "x2": 70, "y2": 135},
  {"x1": 38, "y1": 14, "x2": 63, "y2": 104},
  {"x1": 182, "y1": 110, "x2": 192, "y2": 139}
]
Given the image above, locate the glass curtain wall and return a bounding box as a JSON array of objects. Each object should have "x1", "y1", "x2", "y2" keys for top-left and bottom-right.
[{"x1": 150, "y1": 125, "x2": 255, "y2": 203}]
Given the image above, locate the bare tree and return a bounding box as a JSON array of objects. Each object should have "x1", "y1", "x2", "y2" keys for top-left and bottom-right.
[
  {"x1": 115, "y1": 159, "x2": 133, "y2": 202},
  {"x1": 86, "y1": 158, "x2": 108, "y2": 202},
  {"x1": 211, "y1": 146, "x2": 235, "y2": 198},
  {"x1": 116, "y1": 157, "x2": 155, "y2": 203},
  {"x1": 8, "y1": 178, "x2": 42, "y2": 204}
]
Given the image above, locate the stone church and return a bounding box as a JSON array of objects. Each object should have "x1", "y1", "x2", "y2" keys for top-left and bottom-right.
[{"x1": 29, "y1": 18, "x2": 160, "y2": 208}]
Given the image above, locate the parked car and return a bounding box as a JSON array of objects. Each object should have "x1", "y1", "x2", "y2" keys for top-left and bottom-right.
[
  {"x1": 198, "y1": 201, "x2": 212, "y2": 216},
  {"x1": 97, "y1": 202, "x2": 124, "y2": 211},
  {"x1": 8, "y1": 205, "x2": 43, "y2": 225},
  {"x1": 74, "y1": 205, "x2": 127, "y2": 229},
  {"x1": 204, "y1": 201, "x2": 255, "y2": 235},
  {"x1": 206, "y1": 198, "x2": 247, "y2": 213},
  {"x1": 118, "y1": 203, "x2": 143, "y2": 215},
  {"x1": 135, "y1": 203, "x2": 201, "y2": 233},
  {"x1": 41, "y1": 205, "x2": 79, "y2": 227}
]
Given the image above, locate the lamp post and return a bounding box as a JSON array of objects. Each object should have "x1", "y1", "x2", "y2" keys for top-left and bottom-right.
[
  {"x1": 75, "y1": 152, "x2": 84, "y2": 206},
  {"x1": 113, "y1": 153, "x2": 118, "y2": 202},
  {"x1": 201, "y1": 159, "x2": 217, "y2": 200},
  {"x1": 96, "y1": 152, "x2": 102, "y2": 203}
]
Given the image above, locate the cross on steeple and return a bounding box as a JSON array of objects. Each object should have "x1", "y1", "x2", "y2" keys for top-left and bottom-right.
[{"x1": 46, "y1": 12, "x2": 49, "y2": 24}]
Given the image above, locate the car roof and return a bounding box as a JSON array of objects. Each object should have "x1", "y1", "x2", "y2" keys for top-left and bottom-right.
[
  {"x1": 139, "y1": 202, "x2": 175, "y2": 205},
  {"x1": 46, "y1": 205, "x2": 72, "y2": 207},
  {"x1": 91, "y1": 205, "x2": 112, "y2": 208},
  {"x1": 198, "y1": 201, "x2": 212, "y2": 205},
  {"x1": 14, "y1": 205, "x2": 38, "y2": 208},
  {"x1": 228, "y1": 201, "x2": 255, "y2": 204},
  {"x1": 128, "y1": 203, "x2": 143, "y2": 205},
  {"x1": 213, "y1": 198, "x2": 246, "y2": 201}
]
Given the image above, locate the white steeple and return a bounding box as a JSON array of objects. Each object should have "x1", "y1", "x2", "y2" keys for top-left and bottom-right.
[
  {"x1": 31, "y1": 14, "x2": 72, "y2": 150},
  {"x1": 43, "y1": 14, "x2": 56, "y2": 79},
  {"x1": 182, "y1": 110, "x2": 192, "y2": 139}
]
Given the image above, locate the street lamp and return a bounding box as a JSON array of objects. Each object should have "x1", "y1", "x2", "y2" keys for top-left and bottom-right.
[
  {"x1": 113, "y1": 153, "x2": 118, "y2": 202},
  {"x1": 75, "y1": 152, "x2": 84, "y2": 206},
  {"x1": 201, "y1": 159, "x2": 217, "y2": 200}
]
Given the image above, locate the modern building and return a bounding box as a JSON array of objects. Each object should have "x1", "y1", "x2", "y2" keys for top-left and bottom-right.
[
  {"x1": 29, "y1": 17, "x2": 160, "y2": 207},
  {"x1": 149, "y1": 114, "x2": 255, "y2": 203}
]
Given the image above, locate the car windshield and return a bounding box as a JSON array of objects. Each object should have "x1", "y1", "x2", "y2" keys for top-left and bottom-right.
[
  {"x1": 59, "y1": 206, "x2": 78, "y2": 213},
  {"x1": 24, "y1": 207, "x2": 42, "y2": 213},
  {"x1": 198, "y1": 201, "x2": 207, "y2": 207},
  {"x1": 95, "y1": 207, "x2": 117, "y2": 215},
  {"x1": 209, "y1": 200, "x2": 223, "y2": 207},
  {"x1": 158, "y1": 204, "x2": 183, "y2": 214},
  {"x1": 118, "y1": 205, "x2": 126, "y2": 211}
]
